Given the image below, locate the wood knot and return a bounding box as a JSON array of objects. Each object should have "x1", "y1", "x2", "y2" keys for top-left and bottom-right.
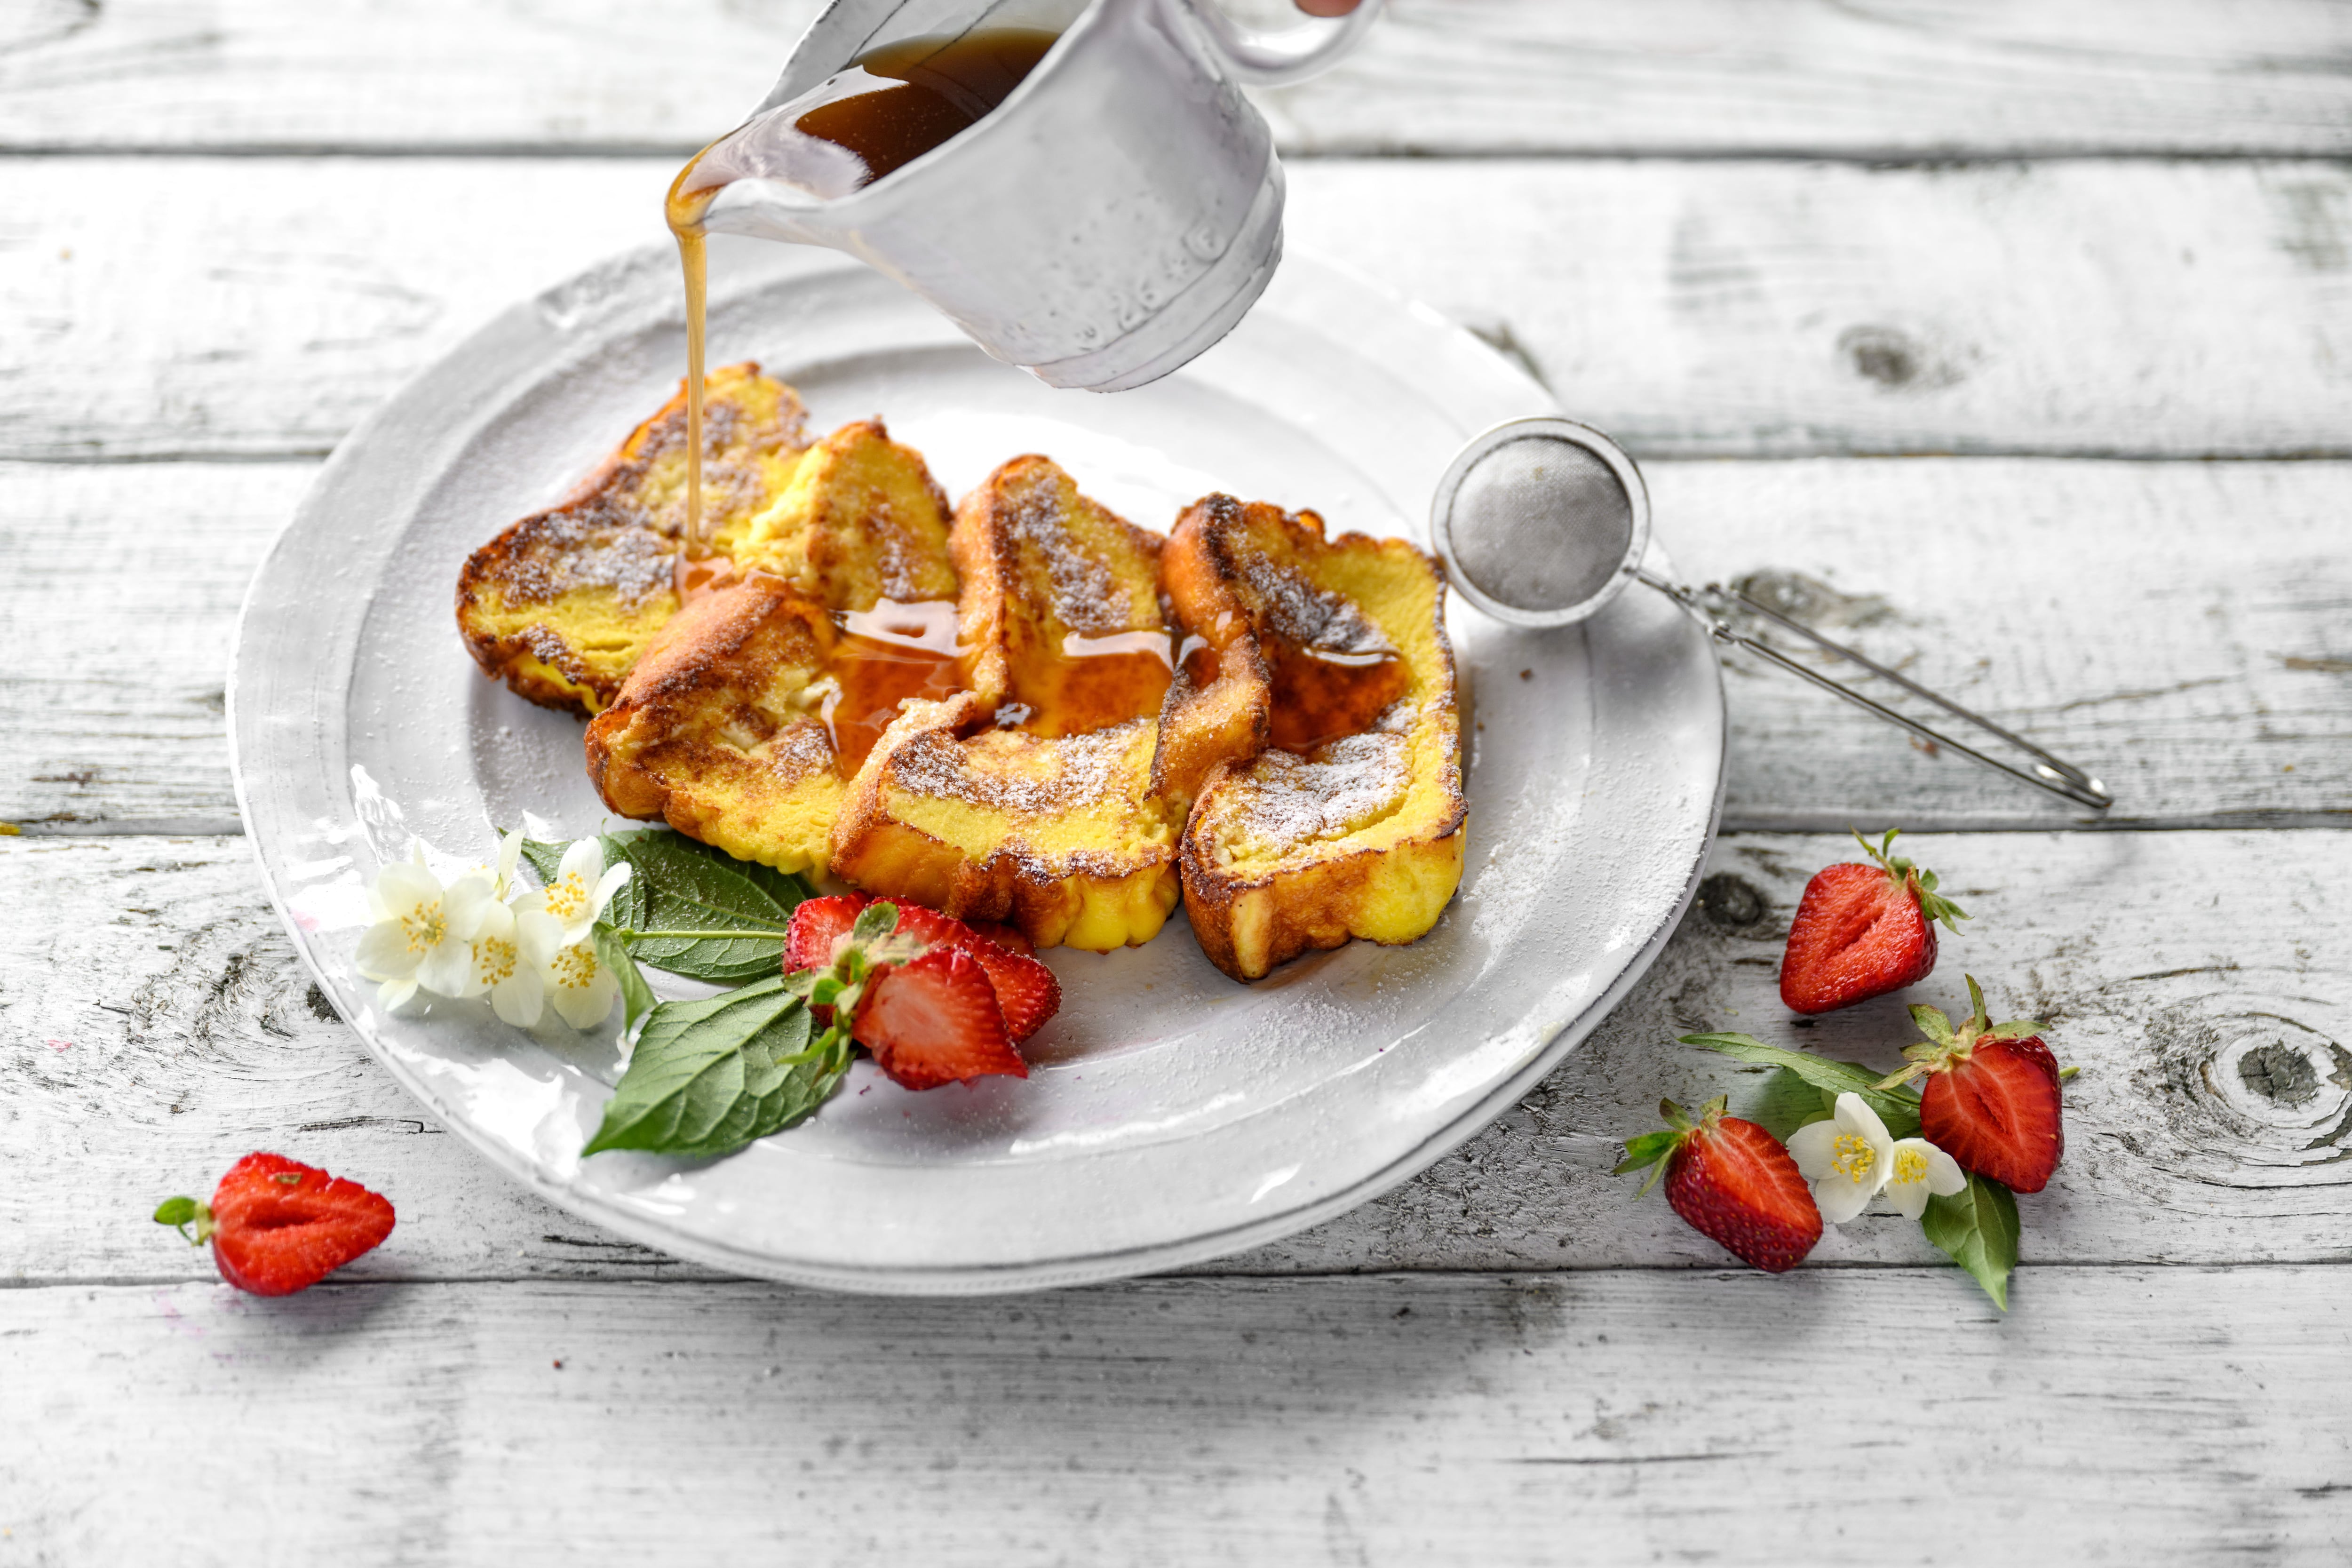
[
  {"x1": 1836, "y1": 325, "x2": 1964, "y2": 393},
  {"x1": 2134, "y1": 999, "x2": 2352, "y2": 1186},
  {"x1": 2238, "y1": 1043, "x2": 2320, "y2": 1108},
  {"x1": 2203, "y1": 1027, "x2": 2348, "y2": 1131},
  {"x1": 1696, "y1": 873, "x2": 1769, "y2": 932}
]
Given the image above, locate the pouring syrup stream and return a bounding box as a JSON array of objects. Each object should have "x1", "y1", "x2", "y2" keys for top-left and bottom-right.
[
  {"x1": 664, "y1": 171, "x2": 716, "y2": 556},
  {"x1": 664, "y1": 27, "x2": 1061, "y2": 561}
]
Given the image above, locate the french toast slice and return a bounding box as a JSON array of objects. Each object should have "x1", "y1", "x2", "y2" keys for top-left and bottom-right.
[
  {"x1": 455, "y1": 362, "x2": 809, "y2": 716},
  {"x1": 950, "y1": 454, "x2": 1173, "y2": 731},
  {"x1": 830, "y1": 700, "x2": 1179, "y2": 952},
  {"x1": 729, "y1": 418, "x2": 960, "y2": 608},
  {"x1": 582, "y1": 419, "x2": 960, "y2": 875},
  {"x1": 829, "y1": 457, "x2": 1208, "y2": 953},
  {"x1": 1165, "y1": 495, "x2": 1466, "y2": 981},
  {"x1": 584, "y1": 577, "x2": 841, "y2": 873}
]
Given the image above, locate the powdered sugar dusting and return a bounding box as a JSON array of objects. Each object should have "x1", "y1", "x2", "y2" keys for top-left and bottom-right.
[
  {"x1": 1243, "y1": 557, "x2": 1388, "y2": 655},
  {"x1": 493, "y1": 397, "x2": 787, "y2": 607},
  {"x1": 890, "y1": 719, "x2": 1146, "y2": 817},
  {"x1": 1004, "y1": 477, "x2": 1153, "y2": 635},
  {"x1": 1221, "y1": 732, "x2": 1411, "y2": 854},
  {"x1": 762, "y1": 719, "x2": 836, "y2": 782},
  {"x1": 502, "y1": 511, "x2": 678, "y2": 605}
]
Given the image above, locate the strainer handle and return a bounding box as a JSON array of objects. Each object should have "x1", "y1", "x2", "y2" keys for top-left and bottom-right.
[{"x1": 1635, "y1": 569, "x2": 2115, "y2": 812}]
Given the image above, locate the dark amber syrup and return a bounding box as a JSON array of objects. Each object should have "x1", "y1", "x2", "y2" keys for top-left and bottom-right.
[
  {"x1": 1009, "y1": 629, "x2": 1177, "y2": 738},
  {"x1": 1266, "y1": 639, "x2": 1411, "y2": 754},
  {"x1": 824, "y1": 599, "x2": 966, "y2": 772}
]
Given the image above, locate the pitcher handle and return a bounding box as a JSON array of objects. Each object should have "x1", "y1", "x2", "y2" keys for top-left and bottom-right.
[{"x1": 1184, "y1": 0, "x2": 1384, "y2": 88}]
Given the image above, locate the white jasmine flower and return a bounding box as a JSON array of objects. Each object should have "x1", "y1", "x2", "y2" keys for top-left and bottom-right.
[
  {"x1": 465, "y1": 897, "x2": 548, "y2": 1028},
  {"x1": 1787, "y1": 1092, "x2": 1896, "y2": 1224},
  {"x1": 1882, "y1": 1137, "x2": 1968, "y2": 1220},
  {"x1": 354, "y1": 844, "x2": 497, "y2": 1011},
  {"x1": 537, "y1": 921, "x2": 620, "y2": 1031},
  {"x1": 527, "y1": 839, "x2": 631, "y2": 946}
]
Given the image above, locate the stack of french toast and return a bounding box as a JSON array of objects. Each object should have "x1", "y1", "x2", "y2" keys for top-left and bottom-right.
[{"x1": 457, "y1": 365, "x2": 1466, "y2": 981}]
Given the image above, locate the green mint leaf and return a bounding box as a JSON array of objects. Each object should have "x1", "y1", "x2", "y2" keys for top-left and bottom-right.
[
  {"x1": 1921, "y1": 1173, "x2": 2021, "y2": 1310},
  {"x1": 1734, "y1": 1067, "x2": 1840, "y2": 1143},
  {"x1": 593, "y1": 921, "x2": 658, "y2": 1033},
  {"x1": 524, "y1": 830, "x2": 799, "y2": 979},
  {"x1": 152, "y1": 1197, "x2": 197, "y2": 1227},
  {"x1": 1612, "y1": 1130, "x2": 1678, "y2": 1178},
  {"x1": 1682, "y1": 1033, "x2": 1922, "y2": 1138},
  {"x1": 657, "y1": 998, "x2": 827, "y2": 1158},
  {"x1": 850, "y1": 901, "x2": 901, "y2": 943},
  {"x1": 659, "y1": 835, "x2": 814, "y2": 915},
  {"x1": 603, "y1": 829, "x2": 795, "y2": 982},
  {"x1": 580, "y1": 980, "x2": 848, "y2": 1160},
  {"x1": 733, "y1": 1002, "x2": 849, "y2": 1147},
  {"x1": 581, "y1": 978, "x2": 794, "y2": 1156}
]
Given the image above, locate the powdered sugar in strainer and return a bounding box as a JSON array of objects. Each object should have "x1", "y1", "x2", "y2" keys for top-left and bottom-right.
[{"x1": 1430, "y1": 416, "x2": 2113, "y2": 811}]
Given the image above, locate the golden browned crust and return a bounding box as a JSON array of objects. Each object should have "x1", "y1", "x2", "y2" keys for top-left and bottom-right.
[
  {"x1": 1165, "y1": 496, "x2": 1466, "y2": 982},
  {"x1": 582, "y1": 577, "x2": 842, "y2": 874},
  {"x1": 730, "y1": 418, "x2": 958, "y2": 611},
  {"x1": 1152, "y1": 494, "x2": 1275, "y2": 806},
  {"x1": 454, "y1": 362, "x2": 810, "y2": 716}
]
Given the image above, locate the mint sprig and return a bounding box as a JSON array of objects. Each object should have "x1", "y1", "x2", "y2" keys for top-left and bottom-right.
[
  {"x1": 581, "y1": 979, "x2": 848, "y2": 1159},
  {"x1": 573, "y1": 893, "x2": 902, "y2": 1160}
]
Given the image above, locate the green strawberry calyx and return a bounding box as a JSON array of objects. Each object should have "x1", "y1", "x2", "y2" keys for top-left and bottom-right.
[
  {"x1": 152, "y1": 1195, "x2": 217, "y2": 1246},
  {"x1": 1875, "y1": 974, "x2": 2045, "y2": 1090},
  {"x1": 1853, "y1": 827, "x2": 1968, "y2": 936},
  {"x1": 1613, "y1": 1095, "x2": 1730, "y2": 1199}
]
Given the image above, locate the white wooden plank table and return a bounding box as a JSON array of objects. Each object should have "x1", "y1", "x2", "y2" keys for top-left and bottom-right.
[{"x1": 4, "y1": 3, "x2": 2350, "y2": 1560}]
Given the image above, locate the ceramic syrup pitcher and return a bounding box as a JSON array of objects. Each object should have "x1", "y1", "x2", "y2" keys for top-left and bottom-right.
[{"x1": 691, "y1": 0, "x2": 1384, "y2": 391}]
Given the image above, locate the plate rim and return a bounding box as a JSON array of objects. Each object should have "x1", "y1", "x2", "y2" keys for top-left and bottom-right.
[{"x1": 228, "y1": 243, "x2": 1725, "y2": 1294}]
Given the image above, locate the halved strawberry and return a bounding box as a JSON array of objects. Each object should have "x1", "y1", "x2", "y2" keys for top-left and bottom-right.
[
  {"x1": 1882, "y1": 976, "x2": 2064, "y2": 1192},
  {"x1": 892, "y1": 904, "x2": 1061, "y2": 1041},
  {"x1": 853, "y1": 947, "x2": 1028, "y2": 1090},
  {"x1": 786, "y1": 893, "x2": 872, "y2": 972},
  {"x1": 1617, "y1": 1098, "x2": 1822, "y2": 1273},
  {"x1": 154, "y1": 1153, "x2": 396, "y2": 1297},
  {"x1": 1780, "y1": 828, "x2": 1967, "y2": 1015},
  {"x1": 968, "y1": 921, "x2": 1033, "y2": 958}
]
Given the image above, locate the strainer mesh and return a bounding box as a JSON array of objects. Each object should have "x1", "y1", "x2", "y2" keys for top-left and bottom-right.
[{"x1": 1445, "y1": 435, "x2": 1634, "y2": 613}]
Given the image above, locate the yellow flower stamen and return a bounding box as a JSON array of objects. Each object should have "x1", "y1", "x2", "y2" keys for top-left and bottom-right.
[
  {"x1": 402, "y1": 899, "x2": 446, "y2": 954},
  {"x1": 1892, "y1": 1146, "x2": 1930, "y2": 1185},
  {"x1": 474, "y1": 935, "x2": 517, "y2": 987},
  {"x1": 553, "y1": 942, "x2": 599, "y2": 992},
  {"x1": 544, "y1": 873, "x2": 590, "y2": 923},
  {"x1": 1831, "y1": 1132, "x2": 1877, "y2": 1183}
]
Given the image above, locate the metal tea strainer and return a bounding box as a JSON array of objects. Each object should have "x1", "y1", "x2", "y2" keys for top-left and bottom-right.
[{"x1": 1429, "y1": 416, "x2": 2114, "y2": 812}]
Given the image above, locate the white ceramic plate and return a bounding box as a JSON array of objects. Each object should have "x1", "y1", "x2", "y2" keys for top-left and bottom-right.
[{"x1": 230, "y1": 239, "x2": 1724, "y2": 1294}]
